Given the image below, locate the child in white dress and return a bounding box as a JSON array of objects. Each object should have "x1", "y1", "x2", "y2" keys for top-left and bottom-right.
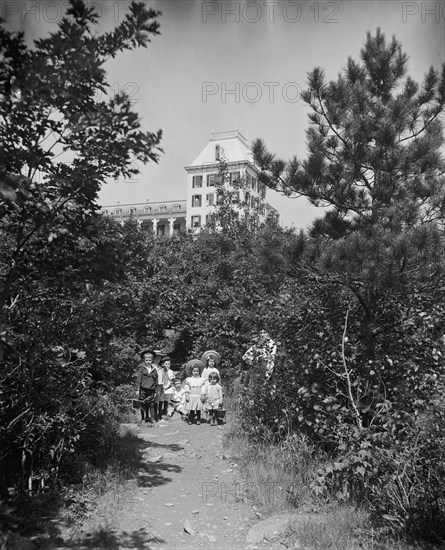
[
  {"x1": 184, "y1": 362, "x2": 205, "y2": 425},
  {"x1": 202, "y1": 372, "x2": 223, "y2": 426}
]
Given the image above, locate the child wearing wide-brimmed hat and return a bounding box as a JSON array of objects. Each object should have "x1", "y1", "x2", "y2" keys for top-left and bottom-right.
[
  {"x1": 183, "y1": 359, "x2": 205, "y2": 425},
  {"x1": 201, "y1": 350, "x2": 221, "y2": 381},
  {"x1": 135, "y1": 349, "x2": 158, "y2": 425},
  {"x1": 201, "y1": 350, "x2": 226, "y2": 424}
]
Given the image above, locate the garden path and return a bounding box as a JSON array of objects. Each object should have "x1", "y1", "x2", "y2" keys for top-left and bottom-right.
[{"x1": 97, "y1": 414, "x2": 271, "y2": 550}]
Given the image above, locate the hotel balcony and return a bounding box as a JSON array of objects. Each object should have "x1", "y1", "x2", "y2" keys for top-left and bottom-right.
[{"x1": 101, "y1": 200, "x2": 187, "y2": 236}]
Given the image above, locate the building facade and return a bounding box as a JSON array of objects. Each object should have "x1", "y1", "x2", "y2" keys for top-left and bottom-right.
[
  {"x1": 184, "y1": 130, "x2": 279, "y2": 231},
  {"x1": 100, "y1": 130, "x2": 279, "y2": 235},
  {"x1": 100, "y1": 200, "x2": 187, "y2": 236}
]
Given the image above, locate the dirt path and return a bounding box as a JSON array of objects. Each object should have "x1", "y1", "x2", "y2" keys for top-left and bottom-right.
[{"x1": 102, "y1": 415, "x2": 262, "y2": 550}]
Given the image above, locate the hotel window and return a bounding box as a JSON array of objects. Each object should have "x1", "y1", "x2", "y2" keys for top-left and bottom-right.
[
  {"x1": 246, "y1": 173, "x2": 251, "y2": 187},
  {"x1": 206, "y1": 193, "x2": 216, "y2": 206},
  {"x1": 157, "y1": 224, "x2": 165, "y2": 236},
  {"x1": 232, "y1": 190, "x2": 240, "y2": 202},
  {"x1": 102, "y1": 210, "x2": 108, "y2": 216},
  {"x1": 192, "y1": 175, "x2": 203, "y2": 188},
  {"x1": 159, "y1": 205, "x2": 167, "y2": 212},
  {"x1": 259, "y1": 184, "x2": 266, "y2": 199},
  {"x1": 129, "y1": 208, "x2": 136, "y2": 216},
  {"x1": 192, "y1": 215, "x2": 201, "y2": 228},
  {"x1": 115, "y1": 208, "x2": 122, "y2": 216},
  {"x1": 251, "y1": 177, "x2": 257, "y2": 192},
  {"x1": 206, "y1": 213, "x2": 215, "y2": 225},
  {"x1": 230, "y1": 171, "x2": 240, "y2": 184},
  {"x1": 192, "y1": 195, "x2": 202, "y2": 207},
  {"x1": 173, "y1": 222, "x2": 181, "y2": 233},
  {"x1": 206, "y1": 174, "x2": 220, "y2": 187},
  {"x1": 173, "y1": 204, "x2": 181, "y2": 211},
  {"x1": 144, "y1": 206, "x2": 152, "y2": 213}
]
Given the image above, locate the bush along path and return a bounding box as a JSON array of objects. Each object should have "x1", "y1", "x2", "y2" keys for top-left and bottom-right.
[{"x1": 59, "y1": 414, "x2": 283, "y2": 550}]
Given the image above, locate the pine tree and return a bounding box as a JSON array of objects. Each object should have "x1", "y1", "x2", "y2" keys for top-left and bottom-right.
[
  {"x1": 253, "y1": 29, "x2": 445, "y2": 234},
  {"x1": 252, "y1": 29, "x2": 445, "y2": 345}
]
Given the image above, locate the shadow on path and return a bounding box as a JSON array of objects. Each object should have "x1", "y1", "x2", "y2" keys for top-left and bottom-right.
[
  {"x1": 40, "y1": 527, "x2": 164, "y2": 549},
  {"x1": 117, "y1": 426, "x2": 184, "y2": 488},
  {"x1": 9, "y1": 424, "x2": 184, "y2": 549}
]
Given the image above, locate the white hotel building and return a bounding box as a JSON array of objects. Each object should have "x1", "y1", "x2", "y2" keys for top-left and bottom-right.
[{"x1": 101, "y1": 130, "x2": 279, "y2": 234}]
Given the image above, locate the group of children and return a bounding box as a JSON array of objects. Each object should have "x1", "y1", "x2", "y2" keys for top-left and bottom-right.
[{"x1": 135, "y1": 349, "x2": 224, "y2": 427}]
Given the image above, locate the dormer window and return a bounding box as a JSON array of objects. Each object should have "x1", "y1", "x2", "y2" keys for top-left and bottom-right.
[{"x1": 215, "y1": 144, "x2": 224, "y2": 160}]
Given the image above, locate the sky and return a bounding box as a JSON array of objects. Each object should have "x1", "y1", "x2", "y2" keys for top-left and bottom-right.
[{"x1": 3, "y1": 0, "x2": 445, "y2": 229}]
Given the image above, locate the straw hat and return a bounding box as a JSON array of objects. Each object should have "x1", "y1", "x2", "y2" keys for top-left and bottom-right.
[
  {"x1": 140, "y1": 349, "x2": 157, "y2": 359},
  {"x1": 185, "y1": 359, "x2": 205, "y2": 376},
  {"x1": 201, "y1": 350, "x2": 221, "y2": 366}
]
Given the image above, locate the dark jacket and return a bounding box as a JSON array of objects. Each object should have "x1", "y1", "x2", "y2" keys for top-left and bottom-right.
[{"x1": 136, "y1": 364, "x2": 158, "y2": 390}]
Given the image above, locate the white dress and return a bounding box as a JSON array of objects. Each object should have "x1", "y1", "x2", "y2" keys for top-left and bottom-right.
[
  {"x1": 202, "y1": 382, "x2": 223, "y2": 411},
  {"x1": 184, "y1": 376, "x2": 205, "y2": 411}
]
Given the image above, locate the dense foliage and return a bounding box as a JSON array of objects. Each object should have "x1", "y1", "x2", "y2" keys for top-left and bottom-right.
[
  {"x1": 247, "y1": 29, "x2": 445, "y2": 540},
  {"x1": 0, "y1": 0, "x2": 162, "y2": 501}
]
